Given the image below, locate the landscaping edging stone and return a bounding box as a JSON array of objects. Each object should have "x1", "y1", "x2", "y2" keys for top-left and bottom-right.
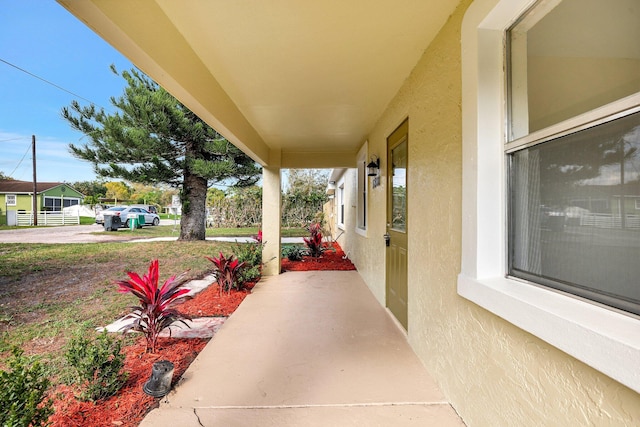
[{"x1": 100, "y1": 274, "x2": 223, "y2": 338}]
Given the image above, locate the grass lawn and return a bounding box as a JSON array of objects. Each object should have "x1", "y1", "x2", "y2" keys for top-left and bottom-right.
[
  {"x1": 0, "y1": 223, "x2": 309, "y2": 377},
  {"x1": 0, "y1": 240, "x2": 237, "y2": 376}
]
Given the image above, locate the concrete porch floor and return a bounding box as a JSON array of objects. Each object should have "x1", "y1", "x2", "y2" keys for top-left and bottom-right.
[{"x1": 140, "y1": 271, "x2": 465, "y2": 426}]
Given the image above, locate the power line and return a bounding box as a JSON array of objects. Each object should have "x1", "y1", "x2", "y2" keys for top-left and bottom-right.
[
  {"x1": 0, "y1": 57, "x2": 101, "y2": 107},
  {"x1": 8, "y1": 140, "x2": 31, "y2": 177}
]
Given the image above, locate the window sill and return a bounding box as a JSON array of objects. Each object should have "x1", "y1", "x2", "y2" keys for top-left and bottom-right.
[
  {"x1": 355, "y1": 227, "x2": 367, "y2": 238},
  {"x1": 457, "y1": 274, "x2": 640, "y2": 394}
]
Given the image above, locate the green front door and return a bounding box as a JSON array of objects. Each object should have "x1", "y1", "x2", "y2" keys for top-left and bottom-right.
[{"x1": 386, "y1": 119, "x2": 408, "y2": 330}]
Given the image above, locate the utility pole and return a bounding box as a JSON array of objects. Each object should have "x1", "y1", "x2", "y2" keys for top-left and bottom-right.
[{"x1": 32, "y1": 135, "x2": 37, "y2": 226}]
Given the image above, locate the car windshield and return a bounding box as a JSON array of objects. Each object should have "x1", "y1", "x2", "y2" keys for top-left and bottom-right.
[{"x1": 107, "y1": 207, "x2": 126, "y2": 211}]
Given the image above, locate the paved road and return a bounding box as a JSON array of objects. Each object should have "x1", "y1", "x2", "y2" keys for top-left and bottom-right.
[{"x1": 0, "y1": 220, "x2": 176, "y2": 244}]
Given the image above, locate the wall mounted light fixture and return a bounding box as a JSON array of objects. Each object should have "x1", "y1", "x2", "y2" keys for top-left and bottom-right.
[
  {"x1": 367, "y1": 155, "x2": 381, "y2": 188},
  {"x1": 367, "y1": 156, "x2": 380, "y2": 177}
]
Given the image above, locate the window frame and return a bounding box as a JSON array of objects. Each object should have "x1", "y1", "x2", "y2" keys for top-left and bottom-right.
[
  {"x1": 5, "y1": 194, "x2": 17, "y2": 206},
  {"x1": 337, "y1": 180, "x2": 345, "y2": 230},
  {"x1": 459, "y1": 0, "x2": 640, "y2": 394},
  {"x1": 506, "y1": 108, "x2": 640, "y2": 315},
  {"x1": 356, "y1": 143, "x2": 368, "y2": 235},
  {"x1": 44, "y1": 196, "x2": 61, "y2": 212},
  {"x1": 44, "y1": 196, "x2": 81, "y2": 212}
]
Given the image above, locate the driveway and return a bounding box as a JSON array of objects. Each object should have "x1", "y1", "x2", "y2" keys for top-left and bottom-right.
[
  {"x1": 0, "y1": 222, "x2": 303, "y2": 244},
  {"x1": 0, "y1": 220, "x2": 176, "y2": 244}
]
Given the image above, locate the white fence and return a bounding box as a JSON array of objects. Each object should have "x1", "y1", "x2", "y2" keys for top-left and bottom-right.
[
  {"x1": 15, "y1": 211, "x2": 80, "y2": 226},
  {"x1": 580, "y1": 213, "x2": 640, "y2": 229}
]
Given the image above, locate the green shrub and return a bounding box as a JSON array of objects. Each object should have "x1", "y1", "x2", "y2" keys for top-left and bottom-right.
[
  {"x1": 0, "y1": 347, "x2": 54, "y2": 427},
  {"x1": 282, "y1": 245, "x2": 307, "y2": 261},
  {"x1": 238, "y1": 264, "x2": 261, "y2": 285},
  {"x1": 233, "y1": 241, "x2": 263, "y2": 269},
  {"x1": 232, "y1": 239, "x2": 264, "y2": 286},
  {"x1": 65, "y1": 330, "x2": 128, "y2": 402}
]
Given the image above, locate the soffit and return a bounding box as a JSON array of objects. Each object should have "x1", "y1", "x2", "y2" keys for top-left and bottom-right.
[{"x1": 58, "y1": 0, "x2": 460, "y2": 167}]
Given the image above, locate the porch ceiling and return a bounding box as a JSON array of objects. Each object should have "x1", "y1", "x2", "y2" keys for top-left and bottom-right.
[{"x1": 58, "y1": 0, "x2": 459, "y2": 168}]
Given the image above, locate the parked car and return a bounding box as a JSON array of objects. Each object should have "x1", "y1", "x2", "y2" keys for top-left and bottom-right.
[
  {"x1": 95, "y1": 206, "x2": 160, "y2": 227},
  {"x1": 130, "y1": 204, "x2": 159, "y2": 214},
  {"x1": 540, "y1": 205, "x2": 565, "y2": 231}
]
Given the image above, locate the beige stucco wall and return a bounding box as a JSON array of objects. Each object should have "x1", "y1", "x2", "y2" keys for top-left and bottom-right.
[
  {"x1": 323, "y1": 169, "x2": 357, "y2": 256},
  {"x1": 348, "y1": 0, "x2": 640, "y2": 425}
]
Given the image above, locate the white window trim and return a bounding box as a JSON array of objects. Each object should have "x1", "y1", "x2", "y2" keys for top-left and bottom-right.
[
  {"x1": 356, "y1": 142, "x2": 368, "y2": 237},
  {"x1": 44, "y1": 196, "x2": 81, "y2": 210},
  {"x1": 5, "y1": 194, "x2": 17, "y2": 206},
  {"x1": 459, "y1": 0, "x2": 640, "y2": 394},
  {"x1": 337, "y1": 179, "x2": 345, "y2": 230}
]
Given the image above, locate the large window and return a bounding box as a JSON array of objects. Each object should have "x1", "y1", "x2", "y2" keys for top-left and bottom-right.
[
  {"x1": 509, "y1": 112, "x2": 640, "y2": 314},
  {"x1": 459, "y1": 0, "x2": 640, "y2": 394},
  {"x1": 506, "y1": 0, "x2": 640, "y2": 315},
  {"x1": 44, "y1": 197, "x2": 80, "y2": 212}
]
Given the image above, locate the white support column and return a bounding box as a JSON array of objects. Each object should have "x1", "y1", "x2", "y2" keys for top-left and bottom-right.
[{"x1": 261, "y1": 150, "x2": 282, "y2": 276}]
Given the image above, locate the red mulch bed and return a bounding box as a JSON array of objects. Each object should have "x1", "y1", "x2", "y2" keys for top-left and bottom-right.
[
  {"x1": 50, "y1": 338, "x2": 207, "y2": 427},
  {"x1": 281, "y1": 242, "x2": 356, "y2": 271},
  {"x1": 178, "y1": 282, "x2": 256, "y2": 317},
  {"x1": 49, "y1": 282, "x2": 254, "y2": 427},
  {"x1": 49, "y1": 242, "x2": 354, "y2": 426}
]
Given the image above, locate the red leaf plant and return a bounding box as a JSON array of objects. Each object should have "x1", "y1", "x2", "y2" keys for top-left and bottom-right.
[
  {"x1": 303, "y1": 222, "x2": 324, "y2": 258},
  {"x1": 253, "y1": 229, "x2": 263, "y2": 243},
  {"x1": 206, "y1": 252, "x2": 246, "y2": 295},
  {"x1": 115, "y1": 259, "x2": 191, "y2": 353}
]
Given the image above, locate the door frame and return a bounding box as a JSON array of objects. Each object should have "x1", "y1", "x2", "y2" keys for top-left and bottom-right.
[{"x1": 385, "y1": 119, "x2": 409, "y2": 330}]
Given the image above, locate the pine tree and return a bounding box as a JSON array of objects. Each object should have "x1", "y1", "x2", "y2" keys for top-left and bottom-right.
[{"x1": 62, "y1": 66, "x2": 260, "y2": 240}]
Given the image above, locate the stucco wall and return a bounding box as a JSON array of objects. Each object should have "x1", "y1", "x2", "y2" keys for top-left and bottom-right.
[
  {"x1": 324, "y1": 169, "x2": 358, "y2": 258},
  {"x1": 351, "y1": 0, "x2": 640, "y2": 425}
]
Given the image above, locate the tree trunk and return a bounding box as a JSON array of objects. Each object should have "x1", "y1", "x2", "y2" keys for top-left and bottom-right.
[{"x1": 179, "y1": 171, "x2": 207, "y2": 240}]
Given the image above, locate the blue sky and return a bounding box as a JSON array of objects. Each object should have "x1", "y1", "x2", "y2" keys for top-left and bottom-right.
[{"x1": 0, "y1": 1, "x2": 134, "y2": 183}]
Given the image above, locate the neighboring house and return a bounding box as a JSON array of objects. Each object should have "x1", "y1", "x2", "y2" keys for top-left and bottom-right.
[
  {"x1": 0, "y1": 179, "x2": 84, "y2": 213},
  {"x1": 56, "y1": 1, "x2": 640, "y2": 425}
]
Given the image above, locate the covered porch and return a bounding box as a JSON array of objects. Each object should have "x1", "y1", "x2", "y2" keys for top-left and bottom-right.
[
  {"x1": 56, "y1": 0, "x2": 462, "y2": 276},
  {"x1": 56, "y1": 1, "x2": 640, "y2": 425},
  {"x1": 140, "y1": 271, "x2": 464, "y2": 426}
]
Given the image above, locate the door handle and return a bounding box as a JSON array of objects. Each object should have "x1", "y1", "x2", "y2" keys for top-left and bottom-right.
[{"x1": 383, "y1": 233, "x2": 390, "y2": 247}]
